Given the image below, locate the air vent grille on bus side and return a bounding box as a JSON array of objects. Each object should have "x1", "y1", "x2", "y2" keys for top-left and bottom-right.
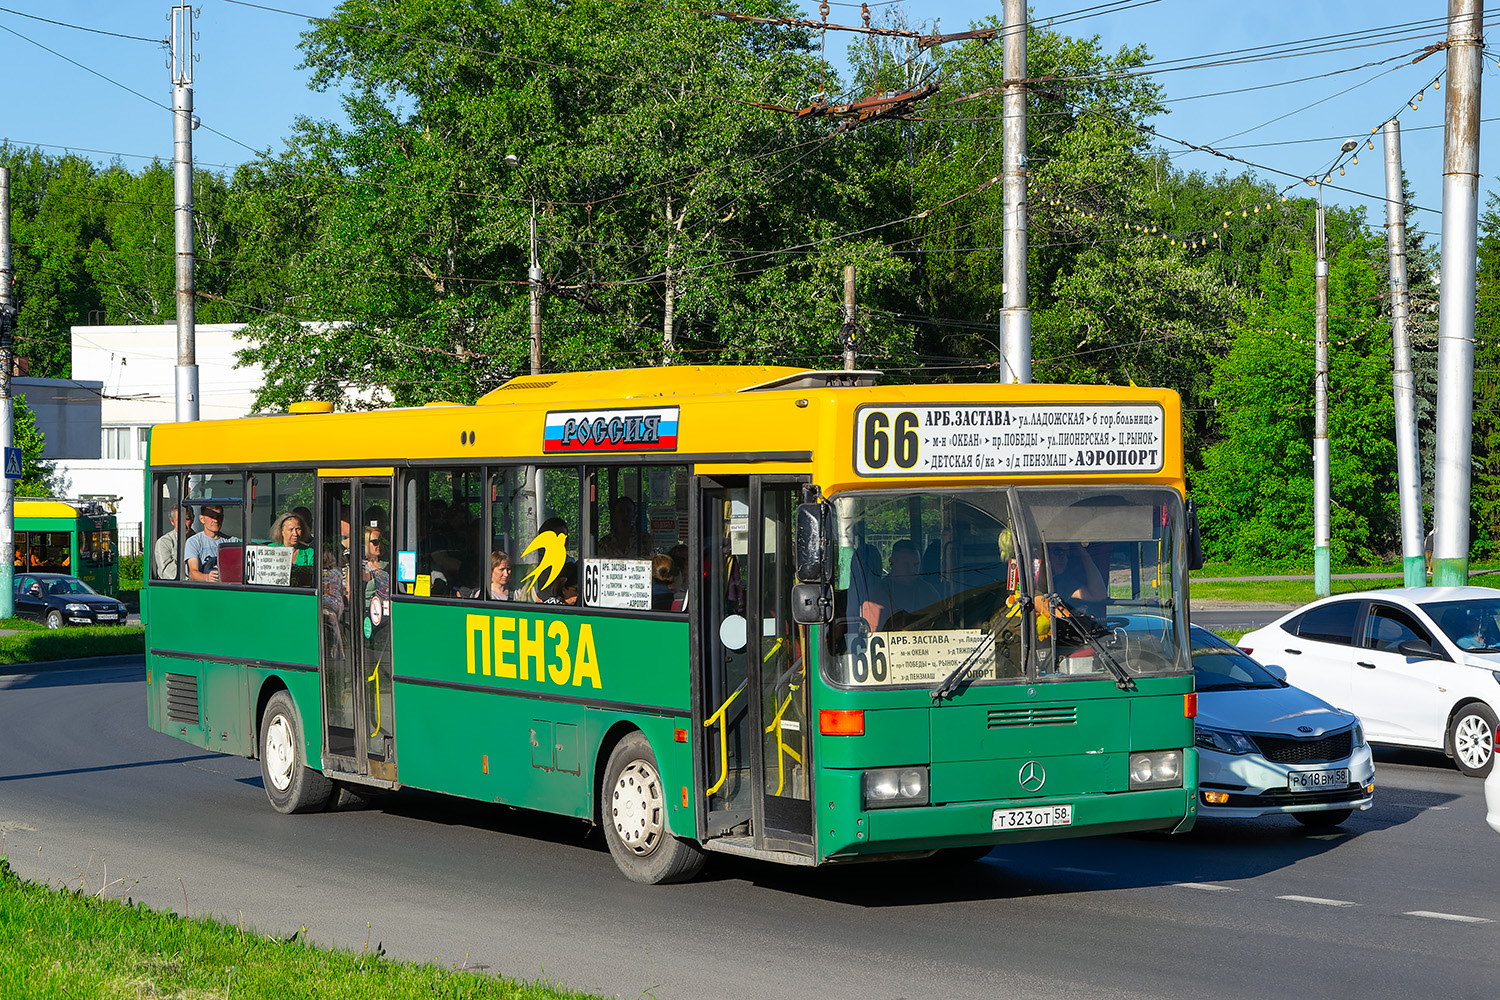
[
  {"x1": 165, "y1": 673, "x2": 200, "y2": 724},
  {"x1": 492, "y1": 379, "x2": 558, "y2": 391},
  {"x1": 988, "y1": 706, "x2": 1077, "y2": 728}
]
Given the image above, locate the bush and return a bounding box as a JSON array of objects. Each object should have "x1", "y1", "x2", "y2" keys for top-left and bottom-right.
[{"x1": 118, "y1": 553, "x2": 142, "y2": 588}]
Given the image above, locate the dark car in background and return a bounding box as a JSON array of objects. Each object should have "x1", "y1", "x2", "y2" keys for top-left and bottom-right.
[{"x1": 12, "y1": 573, "x2": 129, "y2": 628}]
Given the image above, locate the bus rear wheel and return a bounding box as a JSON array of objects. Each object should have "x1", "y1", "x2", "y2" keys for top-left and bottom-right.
[
  {"x1": 601, "y1": 732, "x2": 705, "y2": 884},
  {"x1": 259, "y1": 691, "x2": 334, "y2": 814}
]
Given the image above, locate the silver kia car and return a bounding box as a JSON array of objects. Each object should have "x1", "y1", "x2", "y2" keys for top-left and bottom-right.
[{"x1": 1121, "y1": 617, "x2": 1375, "y2": 827}]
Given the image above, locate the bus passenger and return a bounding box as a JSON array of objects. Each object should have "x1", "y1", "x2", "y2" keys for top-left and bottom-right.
[
  {"x1": 271, "y1": 511, "x2": 315, "y2": 586},
  {"x1": 598, "y1": 496, "x2": 648, "y2": 558},
  {"x1": 186, "y1": 505, "x2": 238, "y2": 582},
  {"x1": 543, "y1": 562, "x2": 579, "y2": 605},
  {"x1": 882, "y1": 539, "x2": 941, "y2": 627},
  {"x1": 488, "y1": 550, "x2": 513, "y2": 600},
  {"x1": 651, "y1": 553, "x2": 674, "y2": 610},
  {"x1": 363, "y1": 526, "x2": 390, "y2": 604},
  {"x1": 320, "y1": 549, "x2": 346, "y2": 657}
]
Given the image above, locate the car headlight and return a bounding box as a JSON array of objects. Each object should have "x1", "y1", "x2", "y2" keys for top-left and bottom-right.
[
  {"x1": 65, "y1": 603, "x2": 89, "y2": 612},
  {"x1": 1352, "y1": 722, "x2": 1366, "y2": 748},
  {"x1": 1129, "y1": 750, "x2": 1184, "y2": 789},
  {"x1": 1194, "y1": 726, "x2": 1259, "y2": 755},
  {"x1": 863, "y1": 766, "x2": 929, "y2": 808}
]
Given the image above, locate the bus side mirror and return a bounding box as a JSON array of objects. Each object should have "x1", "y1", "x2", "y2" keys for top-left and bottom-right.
[
  {"x1": 792, "y1": 583, "x2": 833, "y2": 625},
  {"x1": 795, "y1": 503, "x2": 834, "y2": 584},
  {"x1": 1185, "y1": 497, "x2": 1204, "y2": 571}
]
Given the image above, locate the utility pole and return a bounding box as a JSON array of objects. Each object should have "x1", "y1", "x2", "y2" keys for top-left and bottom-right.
[
  {"x1": 999, "y1": 0, "x2": 1031, "y2": 383},
  {"x1": 0, "y1": 167, "x2": 15, "y2": 619},
  {"x1": 1313, "y1": 188, "x2": 1331, "y2": 597},
  {"x1": 1432, "y1": 0, "x2": 1484, "y2": 587},
  {"x1": 171, "y1": 4, "x2": 199, "y2": 422},
  {"x1": 1383, "y1": 120, "x2": 1426, "y2": 587},
  {"x1": 528, "y1": 199, "x2": 542, "y2": 376},
  {"x1": 841, "y1": 265, "x2": 857, "y2": 370}
]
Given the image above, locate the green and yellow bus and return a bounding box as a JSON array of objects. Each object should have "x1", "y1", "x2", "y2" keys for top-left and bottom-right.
[
  {"x1": 145, "y1": 367, "x2": 1198, "y2": 883},
  {"x1": 16, "y1": 497, "x2": 120, "y2": 595}
]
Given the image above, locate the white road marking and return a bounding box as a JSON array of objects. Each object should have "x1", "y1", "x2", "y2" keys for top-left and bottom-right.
[
  {"x1": 1176, "y1": 882, "x2": 1237, "y2": 892},
  {"x1": 1055, "y1": 867, "x2": 1112, "y2": 876},
  {"x1": 1278, "y1": 895, "x2": 1358, "y2": 907},
  {"x1": 1404, "y1": 911, "x2": 1493, "y2": 924}
]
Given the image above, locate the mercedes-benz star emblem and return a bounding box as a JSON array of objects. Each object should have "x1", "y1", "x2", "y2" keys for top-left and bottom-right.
[{"x1": 1018, "y1": 760, "x2": 1046, "y2": 792}]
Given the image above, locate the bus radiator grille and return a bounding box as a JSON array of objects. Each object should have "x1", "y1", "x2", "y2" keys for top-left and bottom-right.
[{"x1": 987, "y1": 706, "x2": 1077, "y2": 728}]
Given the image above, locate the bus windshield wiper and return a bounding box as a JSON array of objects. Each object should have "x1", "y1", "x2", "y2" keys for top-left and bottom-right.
[
  {"x1": 931, "y1": 628, "x2": 999, "y2": 702},
  {"x1": 1048, "y1": 595, "x2": 1137, "y2": 691}
]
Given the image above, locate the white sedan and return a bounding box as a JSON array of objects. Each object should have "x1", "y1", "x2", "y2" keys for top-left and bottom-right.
[{"x1": 1240, "y1": 587, "x2": 1500, "y2": 776}]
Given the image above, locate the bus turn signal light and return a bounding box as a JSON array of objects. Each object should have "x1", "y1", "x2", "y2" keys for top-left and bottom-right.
[
  {"x1": 1184, "y1": 693, "x2": 1198, "y2": 718},
  {"x1": 820, "y1": 709, "x2": 865, "y2": 736}
]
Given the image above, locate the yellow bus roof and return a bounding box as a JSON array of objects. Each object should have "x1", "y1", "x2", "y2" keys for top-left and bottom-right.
[{"x1": 149, "y1": 367, "x2": 1185, "y2": 495}]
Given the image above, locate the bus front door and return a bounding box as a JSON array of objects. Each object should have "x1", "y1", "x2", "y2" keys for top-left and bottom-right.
[
  {"x1": 698, "y1": 478, "x2": 813, "y2": 858},
  {"x1": 318, "y1": 477, "x2": 396, "y2": 783}
]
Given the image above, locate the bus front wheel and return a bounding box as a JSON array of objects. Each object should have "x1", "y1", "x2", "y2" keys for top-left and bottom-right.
[
  {"x1": 600, "y1": 732, "x2": 705, "y2": 884},
  {"x1": 259, "y1": 691, "x2": 334, "y2": 814}
]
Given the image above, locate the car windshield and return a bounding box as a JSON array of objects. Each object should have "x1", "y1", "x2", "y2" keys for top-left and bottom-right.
[
  {"x1": 825, "y1": 486, "x2": 1190, "y2": 689},
  {"x1": 1189, "y1": 626, "x2": 1283, "y2": 690},
  {"x1": 1426, "y1": 598, "x2": 1500, "y2": 652},
  {"x1": 45, "y1": 577, "x2": 96, "y2": 596}
]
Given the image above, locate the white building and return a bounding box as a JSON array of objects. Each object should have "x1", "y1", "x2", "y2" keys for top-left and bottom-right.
[{"x1": 23, "y1": 323, "x2": 264, "y2": 556}]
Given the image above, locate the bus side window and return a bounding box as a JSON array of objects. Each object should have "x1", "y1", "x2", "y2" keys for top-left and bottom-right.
[
  {"x1": 407, "y1": 468, "x2": 483, "y2": 597},
  {"x1": 513, "y1": 466, "x2": 580, "y2": 604}
]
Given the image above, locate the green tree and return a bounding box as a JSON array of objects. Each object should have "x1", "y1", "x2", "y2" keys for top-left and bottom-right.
[
  {"x1": 14, "y1": 395, "x2": 62, "y2": 498},
  {"x1": 233, "y1": 0, "x2": 920, "y2": 409},
  {"x1": 1195, "y1": 218, "x2": 1395, "y2": 567}
]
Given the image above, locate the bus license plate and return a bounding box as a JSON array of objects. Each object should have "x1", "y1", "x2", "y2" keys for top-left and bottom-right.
[
  {"x1": 1287, "y1": 768, "x2": 1348, "y2": 791},
  {"x1": 992, "y1": 804, "x2": 1072, "y2": 830}
]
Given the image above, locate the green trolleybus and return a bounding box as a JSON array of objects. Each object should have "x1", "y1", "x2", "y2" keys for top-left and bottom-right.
[
  {"x1": 144, "y1": 367, "x2": 1198, "y2": 883},
  {"x1": 16, "y1": 497, "x2": 120, "y2": 596}
]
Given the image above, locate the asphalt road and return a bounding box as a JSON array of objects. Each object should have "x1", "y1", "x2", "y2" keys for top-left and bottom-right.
[{"x1": 1, "y1": 659, "x2": 1495, "y2": 1000}]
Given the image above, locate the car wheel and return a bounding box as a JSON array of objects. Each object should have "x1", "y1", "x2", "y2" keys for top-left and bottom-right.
[
  {"x1": 258, "y1": 691, "x2": 335, "y2": 814},
  {"x1": 600, "y1": 731, "x2": 706, "y2": 884},
  {"x1": 1293, "y1": 809, "x2": 1352, "y2": 829},
  {"x1": 45, "y1": 610, "x2": 63, "y2": 629},
  {"x1": 1448, "y1": 703, "x2": 1497, "y2": 777}
]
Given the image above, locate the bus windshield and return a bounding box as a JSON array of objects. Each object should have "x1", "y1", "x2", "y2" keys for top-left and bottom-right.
[{"x1": 826, "y1": 486, "x2": 1189, "y2": 689}]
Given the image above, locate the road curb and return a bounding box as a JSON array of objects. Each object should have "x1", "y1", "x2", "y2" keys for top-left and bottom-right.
[{"x1": 0, "y1": 653, "x2": 143, "y2": 674}]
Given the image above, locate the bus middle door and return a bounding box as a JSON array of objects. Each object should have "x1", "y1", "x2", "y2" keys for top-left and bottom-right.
[{"x1": 318, "y1": 475, "x2": 397, "y2": 783}]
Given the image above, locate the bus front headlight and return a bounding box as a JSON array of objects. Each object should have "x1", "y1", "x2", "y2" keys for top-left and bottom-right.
[
  {"x1": 863, "y1": 766, "x2": 929, "y2": 808},
  {"x1": 1128, "y1": 750, "x2": 1184, "y2": 789}
]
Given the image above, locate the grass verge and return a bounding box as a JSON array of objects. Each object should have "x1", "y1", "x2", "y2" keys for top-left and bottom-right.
[
  {"x1": 1189, "y1": 577, "x2": 1401, "y2": 605},
  {"x1": 0, "y1": 622, "x2": 143, "y2": 666},
  {"x1": 0, "y1": 856, "x2": 599, "y2": 1000}
]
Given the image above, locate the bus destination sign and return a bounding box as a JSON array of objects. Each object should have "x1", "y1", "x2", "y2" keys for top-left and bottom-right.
[
  {"x1": 854, "y1": 403, "x2": 1166, "y2": 476},
  {"x1": 544, "y1": 406, "x2": 680, "y2": 453}
]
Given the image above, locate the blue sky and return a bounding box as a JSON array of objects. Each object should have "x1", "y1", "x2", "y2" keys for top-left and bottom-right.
[{"x1": 0, "y1": 1, "x2": 1493, "y2": 241}]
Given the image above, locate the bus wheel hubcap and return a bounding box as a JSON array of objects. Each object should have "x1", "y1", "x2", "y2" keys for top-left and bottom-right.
[
  {"x1": 611, "y1": 759, "x2": 663, "y2": 857},
  {"x1": 265, "y1": 715, "x2": 295, "y2": 791},
  {"x1": 1456, "y1": 716, "x2": 1492, "y2": 769}
]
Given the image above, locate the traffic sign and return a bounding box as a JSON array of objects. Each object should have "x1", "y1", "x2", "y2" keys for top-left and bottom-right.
[{"x1": 4, "y1": 447, "x2": 22, "y2": 480}]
